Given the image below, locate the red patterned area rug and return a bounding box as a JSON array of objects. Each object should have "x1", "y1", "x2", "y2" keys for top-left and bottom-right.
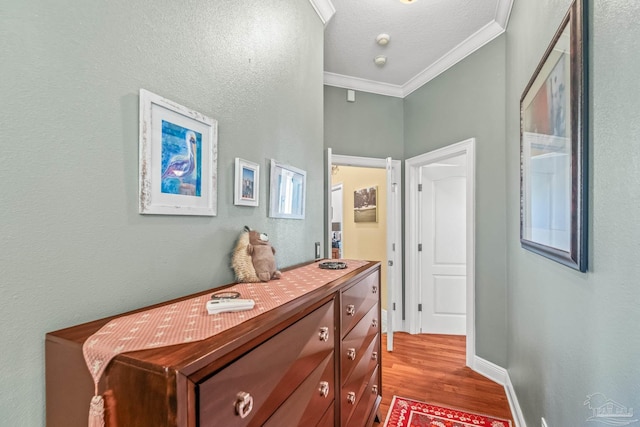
[{"x1": 383, "y1": 396, "x2": 512, "y2": 427}]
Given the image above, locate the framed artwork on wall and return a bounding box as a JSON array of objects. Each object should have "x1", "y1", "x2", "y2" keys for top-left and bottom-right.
[
  {"x1": 354, "y1": 186, "x2": 378, "y2": 223},
  {"x1": 234, "y1": 158, "x2": 259, "y2": 207},
  {"x1": 269, "y1": 159, "x2": 306, "y2": 219},
  {"x1": 138, "y1": 89, "x2": 218, "y2": 216},
  {"x1": 519, "y1": 0, "x2": 587, "y2": 271}
]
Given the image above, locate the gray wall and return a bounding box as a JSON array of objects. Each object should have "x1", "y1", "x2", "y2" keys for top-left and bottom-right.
[
  {"x1": 0, "y1": 0, "x2": 324, "y2": 424},
  {"x1": 324, "y1": 86, "x2": 404, "y2": 159},
  {"x1": 404, "y1": 36, "x2": 508, "y2": 366},
  {"x1": 506, "y1": 0, "x2": 640, "y2": 425}
]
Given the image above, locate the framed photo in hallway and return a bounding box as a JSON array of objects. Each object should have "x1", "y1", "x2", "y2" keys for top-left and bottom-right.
[
  {"x1": 354, "y1": 186, "x2": 378, "y2": 223},
  {"x1": 138, "y1": 89, "x2": 218, "y2": 216},
  {"x1": 234, "y1": 158, "x2": 259, "y2": 207},
  {"x1": 269, "y1": 159, "x2": 306, "y2": 219},
  {"x1": 519, "y1": 0, "x2": 587, "y2": 272}
]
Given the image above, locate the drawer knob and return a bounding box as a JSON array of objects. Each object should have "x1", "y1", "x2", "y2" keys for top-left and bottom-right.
[
  {"x1": 346, "y1": 304, "x2": 356, "y2": 316},
  {"x1": 319, "y1": 381, "x2": 330, "y2": 398},
  {"x1": 372, "y1": 351, "x2": 378, "y2": 361},
  {"x1": 347, "y1": 391, "x2": 356, "y2": 405},
  {"x1": 234, "y1": 391, "x2": 253, "y2": 419},
  {"x1": 372, "y1": 285, "x2": 377, "y2": 294},
  {"x1": 371, "y1": 318, "x2": 378, "y2": 328},
  {"x1": 319, "y1": 327, "x2": 329, "y2": 342},
  {"x1": 346, "y1": 348, "x2": 356, "y2": 360},
  {"x1": 372, "y1": 385, "x2": 378, "y2": 394}
]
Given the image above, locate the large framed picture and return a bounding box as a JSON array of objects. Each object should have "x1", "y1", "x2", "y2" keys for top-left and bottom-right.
[
  {"x1": 234, "y1": 158, "x2": 259, "y2": 207},
  {"x1": 139, "y1": 89, "x2": 218, "y2": 216},
  {"x1": 354, "y1": 186, "x2": 378, "y2": 223},
  {"x1": 269, "y1": 159, "x2": 306, "y2": 219},
  {"x1": 520, "y1": 0, "x2": 587, "y2": 271}
]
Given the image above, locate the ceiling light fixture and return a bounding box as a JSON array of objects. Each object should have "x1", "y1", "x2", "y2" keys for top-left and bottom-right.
[
  {"x1": 374, "y1": 55, "x2": 387, "y2": 66},
  {"x1": 376, "y1": 34, "x2": 390, "y2": 46},
  {"x1": 399, "y1": 0, "x2": 417, "y2": 3}
]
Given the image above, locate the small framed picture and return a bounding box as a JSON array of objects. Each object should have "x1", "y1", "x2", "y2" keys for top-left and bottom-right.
[
  {"x1": 234, "y1": 158, "x2": 260, "y2": 207},
  {"x1": 269, "y1": 159, "x2": 306, "y2": 219},
  {"x1": 354, "y1": 186, "x2": 378, "y2": 223},
  {"x1": 138, "y1": 89, "x2": 218, "y2": 216}
]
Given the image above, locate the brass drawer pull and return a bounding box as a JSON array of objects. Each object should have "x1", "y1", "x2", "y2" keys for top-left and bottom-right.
[
  {"x1": 319, "y1": 381, "x2": 330, "y2": 398},
  {"x1": 372, "y1": 351, "x2": 378, "y2": 361},
  {"x1": 346, "y1": 348, "x2": 356, "y2": 360},
  {"x1": 235, "y1": 391, "x2": 253, "y2": 419},
  {"x1": 372, "y1": 285, "x2": 377, "y2": 294},
  {"x1": 347, "y1": 391, "x2": 356, "y2": 405},
  {"x1": 372, "y1": 385, "x2": 378, "y2": 394},
  {"x1": 319, "y1": 327, "x2": 329, "y2": 342},
  {"x1": 371, "y1": 318, "x2": 378, "y2": 328},
  {"x1": 346, "y1": 304, "x2": 356, "y2": 316}
]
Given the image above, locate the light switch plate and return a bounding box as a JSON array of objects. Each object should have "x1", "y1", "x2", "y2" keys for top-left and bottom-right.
[
  {"x1": 347, "y1": 89, "x2": 355, "y2": 102},
  {"x1": 315, "y1": 242, "x2": 321, "y2": 259}
]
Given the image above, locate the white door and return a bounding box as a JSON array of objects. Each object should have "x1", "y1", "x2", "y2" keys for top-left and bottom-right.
[
  {"x1": 331, "y1": 184, "x2": 343, "y2": 258},
  {"x1": 419, "y1": 154, "x2": 467, "y2": 335}
]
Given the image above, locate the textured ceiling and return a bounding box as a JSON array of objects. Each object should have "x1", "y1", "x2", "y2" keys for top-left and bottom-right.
[{"x1": 322, "y1": 0, "x2": 513, "y2": 98}]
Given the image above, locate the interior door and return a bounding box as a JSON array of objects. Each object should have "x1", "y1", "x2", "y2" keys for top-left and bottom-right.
[
  {"x1": 385, "y1": 157, "x2": 395, "y2": 351},
  {"x1": 331, "y1": 184, "x2": 343, "y2": 258},
  {"x1": 419, "y1": 154, "x2": 467, "y2": 335}
]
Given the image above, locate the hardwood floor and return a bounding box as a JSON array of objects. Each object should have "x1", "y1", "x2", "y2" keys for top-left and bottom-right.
[{"x1": 374, "y1": 332, "x2": 514, "y2": 425}]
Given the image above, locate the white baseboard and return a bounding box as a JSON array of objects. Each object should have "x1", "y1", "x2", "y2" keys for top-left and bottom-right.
[
  {"x1": 472, "y1": 356, "x2": 527, "y2": 427},
  {"x1": 381, "y1": 308, "x2": 387, "y2": 333},
  {"x1": 504, "y1": 372, "x2": 527, "y2": 427}
]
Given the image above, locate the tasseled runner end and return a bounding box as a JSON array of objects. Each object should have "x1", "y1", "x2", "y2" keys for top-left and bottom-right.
[{"x1": 89, "y1": 394, "x2": 105, "y2": 427}]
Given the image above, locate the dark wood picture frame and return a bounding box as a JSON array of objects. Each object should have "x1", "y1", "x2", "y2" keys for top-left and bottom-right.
[{"x1": 520, "y1": 0, "x2": 587, "y2": 272}]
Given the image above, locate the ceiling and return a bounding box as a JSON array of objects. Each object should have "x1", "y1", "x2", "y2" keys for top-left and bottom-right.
[{"x1": 319, "y1": 0, "x2": 513, "y2": 98}]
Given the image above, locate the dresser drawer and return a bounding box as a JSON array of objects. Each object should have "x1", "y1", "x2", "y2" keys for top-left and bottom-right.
[
  {"x1": 341, "y1": 304, "x2": 379, "y2": 384},
  {"x1": 317, "y1": 402, "x2": 335, "y2": 427},
  {"x1": 345, "y1": 365, "x2": 380, "y2": 427},
  {"x1": 341, "y1": 348, "x2": 379, "y2": 425},
  {"x1": 341, "y1": 271, "x2": 379, "y2": 337},
  {"x1": 263, "y1": 353, "x2": 334, "y2": 427},
  {"x1": 198, "y1": 300, "x2": 335, "y2": 427}
]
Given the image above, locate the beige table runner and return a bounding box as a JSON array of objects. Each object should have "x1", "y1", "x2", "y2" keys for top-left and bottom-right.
[{"x1": 82, "y1": 259, "x2": 368, "y2": 426}]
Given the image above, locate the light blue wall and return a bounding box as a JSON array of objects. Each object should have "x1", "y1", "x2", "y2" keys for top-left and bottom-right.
[
  {"x1": 404, "y1": 36, "x2": 508, "y2": 366},
  {"x1": 324, "y1": 86, "x2": 404, "y2": 160},
  {"x1": 325, "y1": 41, "x2": 508, "y2": 365},
  {"x1": 0, "y1": 0, "x2": 324, "y2": 424},
  {"x1": 506, "y1": 0, "x2": 640, "y2": 425}
]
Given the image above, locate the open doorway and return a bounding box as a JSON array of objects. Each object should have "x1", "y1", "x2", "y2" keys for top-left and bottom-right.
[
  {"x1": 326, "y1": 151, "x2": 403, "y2": 351},
  {"x1": 405, "y1": 138, "x2": 476, "y2": 366}
]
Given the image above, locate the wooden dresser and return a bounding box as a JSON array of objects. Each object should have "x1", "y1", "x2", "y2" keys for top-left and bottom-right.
[{"x1": 46, "y1": 261, "x2": 381, "y2": 427}]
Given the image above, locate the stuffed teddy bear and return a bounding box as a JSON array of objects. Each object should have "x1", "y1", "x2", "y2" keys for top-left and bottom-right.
[
  {"x1": 247, "y1": 229, "x2": 281, "y2": 282},
  {"x1": 231, "y1": 226, "x2": 281, "y2": 283}
]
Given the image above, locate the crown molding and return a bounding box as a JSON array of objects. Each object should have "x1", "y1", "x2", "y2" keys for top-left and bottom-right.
[
  {"x1": 324, "y1": 21, "x2": 506, "y2": 98},
  {"x1": 495, "y1": 0, "x2": 514, "y2": 28},
  {"x1": 402, "y1": 20, "x2": 505, "y2": 97},
  {"x1": 323, "y1": 72, "x2": 405, "y2": 98},
  {"x1": 323, "y1": 0, "x2": 513, "y2": 98},
  {"x1": 308, "y1": 0, "x2": 335, "y2": 26}
]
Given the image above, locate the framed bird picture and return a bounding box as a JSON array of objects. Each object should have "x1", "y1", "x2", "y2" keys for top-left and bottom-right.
[{"x1": 139, "y1": 89, "x2": 218, "y2": 216}]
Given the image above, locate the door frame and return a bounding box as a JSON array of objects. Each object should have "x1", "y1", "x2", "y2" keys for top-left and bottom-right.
[
  {"x1": 326, "y1": 151, "x2": 405, "y2": 342},
  {"x1": 405, "y1": 138, "x2": 476, "y2": 366}
]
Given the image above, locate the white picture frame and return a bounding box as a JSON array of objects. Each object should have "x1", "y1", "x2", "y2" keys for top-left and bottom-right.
[
  {"x1": 138, "y1": 89, "x2": 218, "y2": 216},
  {"x1": 234, "y1": 158, "x2": 260, "y2": 207},
  {"x1": 269, "y1": 159, "x2": 306, "y2": 219}
]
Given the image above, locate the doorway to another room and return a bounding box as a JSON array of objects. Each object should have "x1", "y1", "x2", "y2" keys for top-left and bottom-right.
[
  {"x1": 326, "y1": 151, "x2": 402, "y2": 351},
  {"x1": 405, "y1": 138, "x2": 476, "y2": 366}
]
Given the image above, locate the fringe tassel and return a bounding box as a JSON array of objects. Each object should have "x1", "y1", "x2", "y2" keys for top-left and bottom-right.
[{"x1": 89, "y1": 394, "x2": 105, "y2": 427}]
